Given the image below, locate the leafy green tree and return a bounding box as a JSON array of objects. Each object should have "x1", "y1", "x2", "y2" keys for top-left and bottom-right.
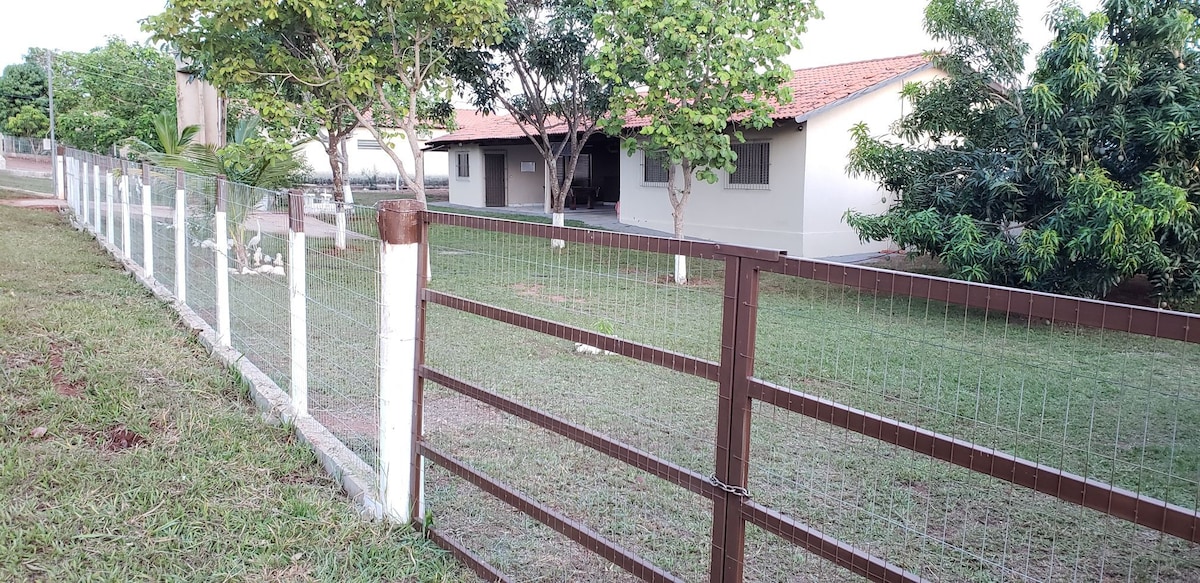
[
  {"x1": 52, "y1": 38, "x2": 176, "y2": 152},
  {"x1": 592, "y1": 0, "x2": 821, "y2": 283},
  {"x1": 333, "y1": 0, "x2": 506, "y2": 203},
  {"x1": 5, "y1": 104, "x2": 50, "y2": 137},
  {"x1": 452, "y1": 0, "x2": 609, "y2": 236},
  {"x1": 0, "y1": 60, "x2": 48, "y2": 126},
  {"x1": 144, "y1": 0, "x2": 364, "y2": 204},
  {"x1": 147, "y1": 0, "x2": 504, "y2": 204},
  {"x1": 846, "y1": 0, "x2": 1200, "y2": 306},
  {"x1": 125, "y1": 110, "x2": 201, "y2": 161}
]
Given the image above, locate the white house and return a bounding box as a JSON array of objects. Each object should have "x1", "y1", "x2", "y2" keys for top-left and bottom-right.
[
  {"x1": 427, "y1": 55, "x2": 938, "y2": 258},
  {"x1": 297, "y1": 111, "x2": 482, "y2": 187}
]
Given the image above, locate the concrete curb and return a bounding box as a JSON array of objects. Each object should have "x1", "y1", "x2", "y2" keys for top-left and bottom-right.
[{"x1": 81, "y1": 216, "x2": 384, "y2": 519}]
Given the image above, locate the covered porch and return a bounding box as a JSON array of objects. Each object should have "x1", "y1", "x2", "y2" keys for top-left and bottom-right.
[{"x1": 426, "y1": 123, "x2": 623, "y2": 214}]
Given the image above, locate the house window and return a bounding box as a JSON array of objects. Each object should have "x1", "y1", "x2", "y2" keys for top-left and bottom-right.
[
  {"x1": 727, "y1": 142, "x2": 770, "y2": 189},
  {"x1": 642, "y1": 150, "x2": 669, "y2": 185},
  {"x1": 358, "y1": 139, "x2": 383, "y2": 150},
  {"x1": 555, "y1": 153, "x2": 591, "y2": 186},
  {"x1": 456, "y1": 152, "x2": 470, "y2": 179}
]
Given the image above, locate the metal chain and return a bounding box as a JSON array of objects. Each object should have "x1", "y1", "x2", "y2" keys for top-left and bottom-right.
[{"x1": 709, "y1": 474, "x2": 751, "y2": 498}]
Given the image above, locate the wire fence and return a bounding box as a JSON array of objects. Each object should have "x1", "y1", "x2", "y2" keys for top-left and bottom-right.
[
  {"x1": 60, "y1": 146, "x2": 385, "y2": 493},
  {"x1": 59, "y1": 146, "x2": 1200, "y2": 583}
]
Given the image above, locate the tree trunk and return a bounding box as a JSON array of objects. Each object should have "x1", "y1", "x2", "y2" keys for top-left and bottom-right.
[
  {"x1": 326, "y1": 134, "x2": 348, "y2": 250},
  {"x1": 667, "y1": 160, "x2": 692, "y2": 285}
]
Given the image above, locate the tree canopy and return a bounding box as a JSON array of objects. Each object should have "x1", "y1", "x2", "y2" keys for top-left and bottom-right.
[
  {"x1": 0, "y1": 59, "x2": 48, "y2": 133},
  {"x1": 846, "y1": 0, "x2": 1200, "y2": 306},
  {"x1": 52, "y1": 38, "x2": 177, "y2": 153},
  {"x1": 452, "y1": 0, "x2": 609, "y2": 216},
  {"x1": 592, "y1": 0, "x2": 822, "y2": 238}
]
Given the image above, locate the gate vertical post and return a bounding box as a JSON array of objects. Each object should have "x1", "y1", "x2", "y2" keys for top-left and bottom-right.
[
  {"x1": 710, "y1": 254, "x2": 761, "y2": 583},
  {"x1": 214, "y1": 176, "x2": 232, "y2": 347},
  {"x1": 174, "y1": 169, "x2": 187, "y2": 303},
  {"x1": 376, "y1": 199, "x2": 426, "y2": 524},
  {"x1": 288, "y1": 191, "x2": 308, "y2": 417}
]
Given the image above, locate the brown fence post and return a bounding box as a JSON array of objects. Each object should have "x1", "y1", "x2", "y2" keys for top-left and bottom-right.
[{"x1": 710, "y1": 255, "x2": 760, "y2": 582}]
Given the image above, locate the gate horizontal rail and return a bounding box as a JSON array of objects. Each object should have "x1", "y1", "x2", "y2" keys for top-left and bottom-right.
[
  {"x1": 418, "y1": 442, "x2": 685, "y2": 583},
  {"x1": 396, "y1": 205, "x2": 1200, "y2": 582}
]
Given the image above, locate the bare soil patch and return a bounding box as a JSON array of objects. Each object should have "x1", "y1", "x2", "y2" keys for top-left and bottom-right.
[{"x1": 106, "y1": 426, "x2": 148, "y2": 451}]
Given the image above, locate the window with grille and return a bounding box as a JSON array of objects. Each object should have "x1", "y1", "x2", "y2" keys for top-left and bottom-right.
[
  {"x1": 456, "y1": 152, "x2": 470, "y2": 178},
  {"x1": 643, "y1": 150, "x2": 669, "y2": 185},
  {"x1": 727, "y1": 142, "x2": 770, "y2": 189},
  {"x1": 358, "y1": 139, "x2": 383, "y2": 150},
  {"x1": 555, "y1": 154, "x2": 591, "y2": 186}
]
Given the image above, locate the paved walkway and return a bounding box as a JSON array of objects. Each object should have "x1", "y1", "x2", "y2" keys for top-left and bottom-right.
[{"x1": 431, "y1": 202, "x2": 674, "y2": 237}]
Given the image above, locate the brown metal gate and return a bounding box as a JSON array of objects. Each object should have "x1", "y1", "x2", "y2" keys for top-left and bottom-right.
[{"x1": 391, "y1": 209, "x2": 1200, "y2": 582}]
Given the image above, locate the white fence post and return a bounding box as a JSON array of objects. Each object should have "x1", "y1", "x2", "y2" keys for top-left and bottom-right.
[
  {"x1": 288, "y1": 191, "x2": 308, "y2": 416},
  {"x1": 80, "y1": 157, "x2": 90, "y2": 230},
  {"x1": 376, "y1": 199, "x2": 425, "y2": 524},
  {"x1": 141, "y1": 162, "x2": 154, "y2": 278},
  {"x1": 55, "y1": 146, "x2": 65, "y2": 200},
  {"x1": 174, "y1": 169, "x2": 187, "y2": 304},
  {"x1": 105, "y1": 159, "x2": 114, "y2": 242},
  {"x1": 214, "y1": 176, "x2": 232, "y2": 347},
  {"x1": 120, "y1": 161, "x2": 132, "y2": 260},
  {"x1": 66, "y1": 156, "x2": 75, "y2": 216},
  {"x1": 92, "y1": 162, "x2": 100, "y2": 233}
]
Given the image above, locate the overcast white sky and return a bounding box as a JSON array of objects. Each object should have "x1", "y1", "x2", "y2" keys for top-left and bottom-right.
[{"x1": 1, "y1": 0, "x2": 1097, "y2": 72}]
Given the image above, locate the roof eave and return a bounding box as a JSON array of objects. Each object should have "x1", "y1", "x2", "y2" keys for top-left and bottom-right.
[{"x1": 792, "y1": 62, "x2": 935, "y2": 124}]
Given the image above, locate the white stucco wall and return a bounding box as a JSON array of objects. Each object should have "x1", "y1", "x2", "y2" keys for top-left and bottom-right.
[
  {"x1": 447, "y1": 145, "x2": 485, "y2": 207},
  {"x1": 497, "y1": 145, "x2": 546, "y2": 206},
  {"x1": 800, "y1": 68, "x2": 941, "y2": 258},
  {"x1": 618, "y1": 123, "x2": 807, "y2": 254},
  {"x1": 299, "y1": 126, "x2": 449, "y2": 184},
  {"x1": 617, "y1": 68, "x2": 941, "y2": 258},
  {"x1": 445, "y1": 144, "x2": 546, "y2": 208}
]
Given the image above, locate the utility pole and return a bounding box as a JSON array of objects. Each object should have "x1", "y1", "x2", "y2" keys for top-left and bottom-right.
[{"x1": 46, "y1": 50, "x2": 58, "y2": 197}]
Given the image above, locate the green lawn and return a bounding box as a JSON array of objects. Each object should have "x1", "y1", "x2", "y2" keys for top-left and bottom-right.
[
  {"x1": 0, "y1": 170, "x2": 53, "y2": 194},
  {"x1": 86, "y1": 203, "x2": 1200, "y2": 582},
  {"x1": 0, "y1": 196, "x2": 468, "y2": 582}
]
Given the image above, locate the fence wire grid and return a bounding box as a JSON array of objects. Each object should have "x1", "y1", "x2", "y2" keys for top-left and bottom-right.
[{"x1": 58, "y1": 147, "x2": 1200, "y2": 583}]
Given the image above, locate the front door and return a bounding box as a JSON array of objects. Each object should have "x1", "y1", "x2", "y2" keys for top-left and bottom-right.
[{"x1": 484, "y1": 153, "x2": 506, "y2": 207}]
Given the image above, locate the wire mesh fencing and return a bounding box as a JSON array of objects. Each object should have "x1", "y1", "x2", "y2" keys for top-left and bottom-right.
[
  {"x1": 59, "y1": 148, "x2": 386, "y2": 500},
  {"x1": 58, "y1": 147, "x2": 1200, "y2": 583},
  {"x1": 304, "y1": 201, "x2": 381, "y2": 472}
]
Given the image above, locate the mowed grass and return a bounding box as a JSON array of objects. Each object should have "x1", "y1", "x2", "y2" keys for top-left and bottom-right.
[
  {"x1": 132, "y1": 208, "x2": 1200, "y2": 581},
  {"x1": 0, "y1": 197, "x2": 468, "y2": 582},
  {"x1": 0, "y1": 170, "x2": 53, "y2": 194}
]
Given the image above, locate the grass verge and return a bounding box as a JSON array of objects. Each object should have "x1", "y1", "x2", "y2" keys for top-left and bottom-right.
[
  {"x1": 0, "y1": 195, "x2": 468, "y2": 582},
  {"x1": 0, "y1": 170, "x2": 53, "y2": 194}
]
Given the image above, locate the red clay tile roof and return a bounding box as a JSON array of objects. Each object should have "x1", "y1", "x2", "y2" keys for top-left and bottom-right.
[{"x1": 429, "y1": 54, "x2": 930, "y2": 143}]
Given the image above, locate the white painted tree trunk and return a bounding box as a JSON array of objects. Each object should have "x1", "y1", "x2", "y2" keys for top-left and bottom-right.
[
  {"x1": 675, "y1": 255, "x2": 688, "y2": 286},
  {"x1": 334, "y1": 210, "x2": 347, "y2": 250},
  {"x1": 342, "y1": 183, "x2": 354, "y2": 205},
  {"x1": 551, "y1": 212, "x2": 566, "y2": 249}
]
